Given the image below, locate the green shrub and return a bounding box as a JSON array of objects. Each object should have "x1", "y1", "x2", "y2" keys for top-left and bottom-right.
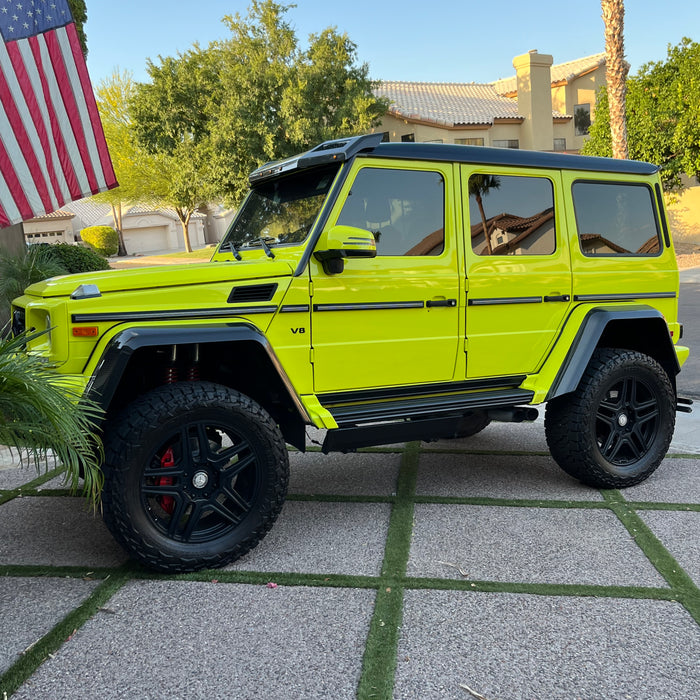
[
  {"x1": 80, "y1": 225, "x2": 119, "y2": 257},
  {"x1": 41, "y1": 242, "x2": 110, "y2": 273}
]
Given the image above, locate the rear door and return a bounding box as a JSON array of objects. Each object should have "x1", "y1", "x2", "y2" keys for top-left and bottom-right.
[{"x1": 461, "y1": 166, "x2": 572, "y2": 378}]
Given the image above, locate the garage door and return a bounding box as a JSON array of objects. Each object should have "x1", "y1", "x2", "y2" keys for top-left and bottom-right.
[{"x1": 124, "y1": 226, "x2": 170, "y2": 254}]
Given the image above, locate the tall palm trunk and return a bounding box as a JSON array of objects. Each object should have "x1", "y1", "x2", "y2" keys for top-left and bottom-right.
[{"x1": 602, "y1": 0, "x2": 629, "y2": 159}]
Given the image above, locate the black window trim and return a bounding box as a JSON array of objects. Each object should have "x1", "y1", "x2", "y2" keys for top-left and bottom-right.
[{"x1": 571, "y1": 178, "x2": 663, "y2": 258}]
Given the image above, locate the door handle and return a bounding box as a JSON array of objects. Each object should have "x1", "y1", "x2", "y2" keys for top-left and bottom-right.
[
  {"x1": 426, "y1": 299, "x2": 457, "y2": 308},
  {"x1": 543, "y1": 295, "x2": 570, "y2": 302}
]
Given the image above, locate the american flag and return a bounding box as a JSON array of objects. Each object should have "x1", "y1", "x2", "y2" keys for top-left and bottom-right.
[{"x1": 0, "y1": 0, "x2": 117, "y2": 228}]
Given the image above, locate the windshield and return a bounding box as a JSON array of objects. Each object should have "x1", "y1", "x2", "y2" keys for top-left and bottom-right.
[{"x1": 222, "y1": 164, "x2": 340, "y2": 249}]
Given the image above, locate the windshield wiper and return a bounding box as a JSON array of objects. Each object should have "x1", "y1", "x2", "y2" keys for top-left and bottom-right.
[
  {"x1": 219, "y1": 240, "x2": 242, "y2": 260},
  {"x1": 257, "y1": 237, "x2": 276, "y2": 259}
]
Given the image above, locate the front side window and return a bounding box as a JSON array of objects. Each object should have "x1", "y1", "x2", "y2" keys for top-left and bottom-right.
[
  {"x1": 336, "y1": 168, "x2": 445, "y2": 256},
  {"x1": 222, "y1": 164, "x2": 339, "y2": 249},
  {"x1": 468, "y1": 174, "x2": 556, "y2": 256},
  {"x1": 572, "y1": 181, "x2": 661, "y2": 256}
]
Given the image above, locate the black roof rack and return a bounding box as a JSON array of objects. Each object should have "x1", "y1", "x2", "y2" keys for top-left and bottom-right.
[
  {"x1": 249, "y1": 134, "x2": 384, "y2": 183},
  {"x1": 367, "y1": 142, "x2": 658, "y2": 176},
  {"x1": 249, "y1": 134, "x2": 658, "y2": 183}
]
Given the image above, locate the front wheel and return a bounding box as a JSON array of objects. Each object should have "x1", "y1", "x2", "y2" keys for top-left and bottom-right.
[
  {"x1": 545, "y1": 349, "x2": 675, "y2": 488},
  {"x1": 101, "y1": 382, "x2": 289, "y2": 573}
]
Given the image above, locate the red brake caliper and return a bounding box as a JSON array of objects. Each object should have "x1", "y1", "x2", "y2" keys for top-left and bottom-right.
[{"x1": 158, "y1": 447, "x2": 175, "y2": 514}]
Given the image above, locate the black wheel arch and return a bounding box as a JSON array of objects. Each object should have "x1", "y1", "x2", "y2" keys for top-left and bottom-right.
[
  {"x1": 546, "y1": 306, "x2": 680, "y2": 402},
  {"x1": 85, "y1": 323, "x2": 309, "y2": 450}
]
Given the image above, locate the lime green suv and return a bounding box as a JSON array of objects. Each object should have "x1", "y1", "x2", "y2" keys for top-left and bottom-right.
[{"x1": 12, "y1": 134, "x2": 692, "y2": 572}]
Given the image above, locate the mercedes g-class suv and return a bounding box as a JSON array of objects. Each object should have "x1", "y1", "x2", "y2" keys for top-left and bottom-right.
[{"x1": 12, "y1": 134, "x2": 691, "y2": 572}]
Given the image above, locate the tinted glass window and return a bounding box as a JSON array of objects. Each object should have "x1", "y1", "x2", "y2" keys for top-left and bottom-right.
[
  {"x1": 572, "y1": 182, "x2": 661, "y2": 256},
  {"x1": 468, "y1": 174, "x2": 556, "y2": 256},
  {"x1": 336, "y1": 168, "x2": 445, "y2": 256}
]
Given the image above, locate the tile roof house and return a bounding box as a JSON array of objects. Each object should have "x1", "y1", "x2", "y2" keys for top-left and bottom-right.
[
  {"x1": 372, "y1": 51, "x2": 607, "y2": 153},
  {"x1": 24, "y1": 199, "x2": 207, "y2": 256}
]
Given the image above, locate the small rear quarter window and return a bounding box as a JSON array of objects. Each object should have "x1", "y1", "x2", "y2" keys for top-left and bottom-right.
[{"x1": 572, "y1": 181, "x2": 661, "y2": 256}]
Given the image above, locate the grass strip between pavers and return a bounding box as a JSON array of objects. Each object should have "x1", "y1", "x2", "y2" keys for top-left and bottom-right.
[
  {"x1": 603, "y1": 490, "x2": 700, "y2": 624},
  {"x1": 0, "y1": 569, "x2": 131, "y2": 698},
  {"x1": 0, "y1": 466, "x2": 67, "y2": 505},
  {"x1": 2, "y1": 441, "x2": 699, "y2": 697},
  {"x1": 357, "y1": 442, "x2": 419, "y2": 700}
]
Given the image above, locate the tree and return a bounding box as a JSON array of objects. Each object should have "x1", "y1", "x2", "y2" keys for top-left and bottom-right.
[
  {"x1": 92, "y1": 70, "x2": 162, "y2": 255},
  {"x1": 127, "y1": 1, "x2": 387, "y2": 241},
  {"x1": 130, "y1": 50, "x2": 222, "y2": 252},
  {"x1": 208, "y1": 1, "x2": 388, "y2": 204},
  {"x1": 583, "y1": 38, "x2": 700, "y2": 191},
  {"x1": 601, "y1": 0, "x2": 629, "y2": 159}
]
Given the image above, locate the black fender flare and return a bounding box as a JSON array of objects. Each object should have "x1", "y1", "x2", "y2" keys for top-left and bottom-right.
[
  {"x1": 546, "y1": 306, "x2": 680, "y2": 401},
  {"x1": 84, "y1": 322, "x2": 310, "y2": 423}
]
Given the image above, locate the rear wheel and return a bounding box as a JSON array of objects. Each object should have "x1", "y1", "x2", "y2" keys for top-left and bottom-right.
[
  {"x1": 545, "y1": 349, "x2": 675, "y2": 488},
  {"x1": 455, "y1": 411, "x2": 491, "y2": 438},
  {"x1": 101, "y1": 382, "x2": 289, "y2": 573}
]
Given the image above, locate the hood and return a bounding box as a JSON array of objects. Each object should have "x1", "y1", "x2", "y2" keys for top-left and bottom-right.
[{"x1": 24, "y1": 259, "x2": 295, "y2": 298}]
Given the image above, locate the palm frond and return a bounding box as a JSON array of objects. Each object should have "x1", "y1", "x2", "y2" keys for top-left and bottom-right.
[{"x1": 0, "y1": 329, "x2": 104, "y2": 504}]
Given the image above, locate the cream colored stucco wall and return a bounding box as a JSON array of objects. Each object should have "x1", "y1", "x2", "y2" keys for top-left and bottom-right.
[
  {"x1": 373, "y1": 115, "x2": 522, "y2": 147},
  {"x1": 668, "y1": 184, "x2": 700, "y2": 244}
]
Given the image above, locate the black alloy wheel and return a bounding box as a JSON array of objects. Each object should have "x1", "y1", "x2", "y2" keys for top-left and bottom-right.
[
  {"x1": 101, "y1": 382, "x2": 289, "y2": 573},
  {"x1": 545, "y1": 348, "x2": 676, "y2": 488}
]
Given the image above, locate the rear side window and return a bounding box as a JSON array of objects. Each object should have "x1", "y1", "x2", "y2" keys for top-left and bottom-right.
[
  {"x1": 572, "y1": 181, "x2": 661, "y2": 256},
  {"x1": 468, "y1": 174, "x2": 556, "y2": 256},
  {"x1": 336, "y1": 168, "x2": 445, "y2": 256}
]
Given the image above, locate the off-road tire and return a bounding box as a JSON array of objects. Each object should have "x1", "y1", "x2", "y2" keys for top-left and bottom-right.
[
  {"x1": 101, "y1": 382, "x2": 289, "y2": 573},
  {"x1": 545, "y1": 348, "x2": 675, "y2": 488}
]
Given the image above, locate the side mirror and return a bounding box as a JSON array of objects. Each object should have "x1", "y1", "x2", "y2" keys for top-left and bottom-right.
[{"x1": 314, "y1": 225, "x2": 377, "y2": 274}]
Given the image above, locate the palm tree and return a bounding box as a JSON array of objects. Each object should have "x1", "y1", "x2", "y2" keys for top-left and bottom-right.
[
  {"x1": 469, "y1": 175, "x2": 501, "y2": 255},
  {"x1": 0, "y1": 330, "x2": 103, "y2": 503},
  {"x1": 602, "y1": 0, "x2": 629, "y2": 159}
]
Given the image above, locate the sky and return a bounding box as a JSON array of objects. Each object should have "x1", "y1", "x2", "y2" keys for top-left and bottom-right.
[{"x1": 84, "y1": 0, "x2": 699, "y2": 87}]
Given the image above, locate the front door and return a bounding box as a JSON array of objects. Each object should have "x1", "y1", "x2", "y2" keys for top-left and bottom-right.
[
  {"x1": 310, "y1": 160, "x2": 461, "y2": 393},
  {"x1": 461, "y1": 166, "x2": 572, "y2": 378}
]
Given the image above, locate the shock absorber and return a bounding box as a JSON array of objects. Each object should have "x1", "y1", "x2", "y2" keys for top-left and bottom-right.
[
  {"x1": 188, "y1": 344, "x2": 200, "y2": 382},
  {"x1": 164, "y1": 345, "x2": 178, "y2": 384}
]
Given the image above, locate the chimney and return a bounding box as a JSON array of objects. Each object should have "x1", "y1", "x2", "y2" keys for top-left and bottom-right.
[{"x1": 512, "y1": 50, "x2": 554, "y2": 151}]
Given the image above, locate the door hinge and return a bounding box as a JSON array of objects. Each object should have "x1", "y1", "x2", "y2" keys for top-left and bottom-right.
[
  {"x1": 463, "y1": 338, "x2": 469, "y2": 353},
  {"x1": 309, "y1": 281, "x2": 314, "y2": 297},
  {"x1": 309, "y1": 347, "x2": 315, "y2": 363}
]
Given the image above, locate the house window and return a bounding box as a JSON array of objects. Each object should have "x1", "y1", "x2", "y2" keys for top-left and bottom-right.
[
  {"x1": 574, "y1": 103, "x2": 591, "y2": 136},
  {"x1": 572, "y1": 181, "x2": 661, "y2": 256},
  {"x1": 401, "y1": 133, "x2": 415, "y2": 142},
  {"x1": 25, "y1": 231, "x2": 63, "y2": 242},
  {"x1": 468, "y1": 174, "x2": 555, "y2": 256},
  {"x1": 492, "y1": 139, "x2": 519, "y2": 149},
  {"x1": 553, "y1": 138, "x2": 567, "y2": 151},
  {"x1": 455, "y1": 138, "x2": 485, "y2": 146},
  {"x1": 336, "y1": 168, "x2": 445, "y2": 256}
]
